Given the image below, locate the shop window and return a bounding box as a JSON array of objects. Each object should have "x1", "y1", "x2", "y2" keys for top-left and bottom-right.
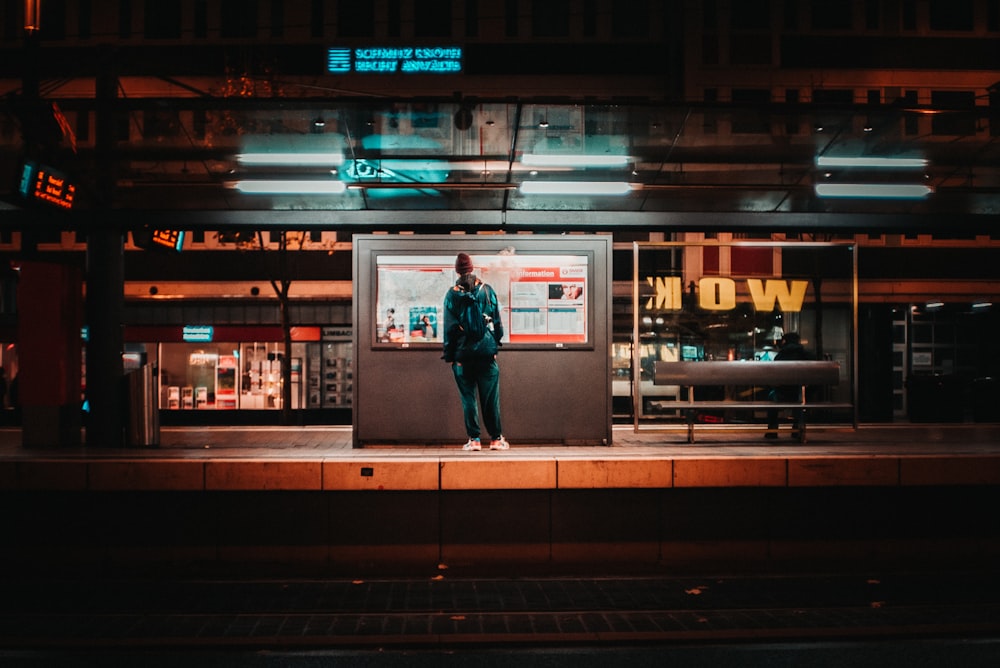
[
  {"x1": 931, "y1": 90, "x2": 976, "y2": 136},
  {"x1": 505, "y1": 0, "x2": 519, "y2": 37},
  {"x1": 533, "y1": 0, "x2": 570, "y2": 37},
  {"x1": 729, "y1": 34, "x2": 772, "y2": 65},
  {"x1": 40, "y1": 0, "x2": 67, "y2": 41},
  {"x1": 783, "y1": 1, "x2": 797, "y2": 30},
  {"x1": 785, "y1": 89, "x2": 800, "y2": 134},
  {"x1": 270, "y1": 0, "x2": 284, "y2": 38},
  {"x1": 388, "y1": 0, "x2": 401, "y2": 37},
  {"x1": 466, "y1": 0, "x2": 480, "y2": 38},
  {"x1": 865, "y1": 0, "x2": 880, "y2": 30},
  {"x1": 143, "y1": 110, "x2": 182, "y2": 140},
  {"x1": 144, "y1": 0, "x2": 181, "y2": 39},
  {"x1": 902, "y1": 0, "x2": 917, "y2": 30},
  {"x1": 612, "y1": 0, "x2": 649, "y2": 38},
  {"x1": 118, "y1": 0, "x2": 131, "y2": 38},
  {"x1": 3, "y1": 1, "x2": 17, "y2": 42},
  {"x1": 79, "y1": 0, "x2": 91, "y2": 39},
  {"x1": 192, "y1": 110, "x2": 207, "y2": 140},
  {"x1": 194, "y1": 0, "x2": 208, "y2": 37},
  {"x1": 338, "y1": 1, "x2": 373, "y2": 38},
  {"x1": 221, "y1": 0, "x2": 258, "y2": 39},
  {"x1": 731, "y1": 0, "x2": 769, "y2": 30},
  {"x1": 582, "y1": 0, "x2": 596, "y2": 37},
  {"x1": 903, "y1": 90, "x2": 918, "y2": 134},
  {"x1": 33, "y1": 229, "x2": 62, "y2": 245},
  {"x1": 75, "y1": 109, "x2": 90, "y2": 143},
  {"x1": 929, "y1": 0, "x2": 973, "y2": 30},
  {"x1": 415, "y1": 0, "x2": 452, "y2": 38},
  {"x1": 811, "y1": 0, "x2": 853, "y2": 30},
  {"x1": 702, "y1": 34, "x2": 719, "y2": 66},
  {"x1": 992, "y1": 90, "x2": 1000, "y2": 137},
  {"x1": 812, "y1": 89, "x2": 854, "y2": 105},
  {"x1": 731, "y1": 89, "x2": 770, "y2": 134},
  {"x1": 116, "y1": 114, "x2": 131, "y2": 142}
]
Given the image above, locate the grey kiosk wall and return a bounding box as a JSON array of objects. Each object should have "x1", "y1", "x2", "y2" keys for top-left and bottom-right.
[{"x1": 353, "y1": 234, "x2": 613, "y2": 447}]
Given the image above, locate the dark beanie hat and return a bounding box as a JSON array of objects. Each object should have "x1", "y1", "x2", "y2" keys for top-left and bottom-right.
[{"x1": 455, "y1": 252, "x2": 474, "y2": 275}]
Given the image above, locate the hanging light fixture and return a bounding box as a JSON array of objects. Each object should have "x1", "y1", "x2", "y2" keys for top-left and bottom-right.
[{"x1": 24, "y1": 0, "x2": 41, "y2": 32}]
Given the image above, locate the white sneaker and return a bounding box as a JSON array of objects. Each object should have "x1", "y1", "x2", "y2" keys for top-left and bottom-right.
[
  {"x1": 489, "y1": 436, "x2": 509, "y2": 450},
  {"x1": 463, "y1": 438, "x2": 481, "y2": 451}
]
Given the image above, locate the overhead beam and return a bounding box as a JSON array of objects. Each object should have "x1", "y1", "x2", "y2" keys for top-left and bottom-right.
[{"x1": 0, "y1": 207, "x2": 997, "y2": 235}]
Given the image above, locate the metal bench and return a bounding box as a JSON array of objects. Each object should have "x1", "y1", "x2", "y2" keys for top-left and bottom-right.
[{"x1": 652, "y1": 360, "x2": 852, "y2": 443}]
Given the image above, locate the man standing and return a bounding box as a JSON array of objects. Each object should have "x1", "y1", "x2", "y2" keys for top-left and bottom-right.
[
  {"x1": 766, "y1": 332, "x2": 812, "y2": 438},
  {"x1": 442, "y1": 252, "x2": 509, "y2": 451}
]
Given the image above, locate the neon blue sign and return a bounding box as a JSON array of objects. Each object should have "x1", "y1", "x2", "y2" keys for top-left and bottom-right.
[
  {"x1": 327, "y1": 46, "x2": 463, "y2": 74},
  {"x1": 183, "y1": 325, "x2": 214, "y2": 342}
]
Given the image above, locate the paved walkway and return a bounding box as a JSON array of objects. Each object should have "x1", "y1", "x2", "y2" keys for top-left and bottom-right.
[
  {"x1": 4, "y1": 423, "x2": 1000, "y2": 492},
  {"x1": 2, "y1": 422, "x2": 1000, "y2": 458}
]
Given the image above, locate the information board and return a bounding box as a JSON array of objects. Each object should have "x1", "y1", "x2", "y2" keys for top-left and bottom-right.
[{"x1": 374, "y1": 253, "x2": 591, "y2": 347}]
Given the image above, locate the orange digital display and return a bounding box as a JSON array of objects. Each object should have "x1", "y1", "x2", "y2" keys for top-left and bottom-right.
[
  {"x1": 20, "y1": 162, "x2": 76, "y2": 209},
  {"x1": 151, "y1": 229, "x2": 184, "y2": 251},
  {"x1": 32, "y1": 167, "x2": 76, "y2": 209}
]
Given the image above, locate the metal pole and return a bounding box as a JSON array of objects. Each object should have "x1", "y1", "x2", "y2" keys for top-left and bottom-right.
[{"x1": 86, "y1": 46, "x2": 125, "y2": 447}]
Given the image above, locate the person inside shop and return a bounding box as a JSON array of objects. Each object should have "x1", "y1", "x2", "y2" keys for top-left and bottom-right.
[
  {"x1": 442, "y1": 252, "x2": 509, "y2": 451},
  {"x1": 765, "y1": 332, "x2": 812, "y2": 439}
]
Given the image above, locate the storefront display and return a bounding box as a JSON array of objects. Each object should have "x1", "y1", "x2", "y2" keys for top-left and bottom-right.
[{"x1": 122, "y1": 326, "x2": 352, "y2": 414}]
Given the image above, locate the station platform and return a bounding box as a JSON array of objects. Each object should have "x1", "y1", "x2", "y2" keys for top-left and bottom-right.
[
  {"x1": 1, "y1": 424, "x2": 999, "y2": 663},
  {"x1": 1, "y1": 423, "x2": 999, "y2": 492},
  {"x1": 2, "y1": 422, "x2": 999, "y2": 587}
]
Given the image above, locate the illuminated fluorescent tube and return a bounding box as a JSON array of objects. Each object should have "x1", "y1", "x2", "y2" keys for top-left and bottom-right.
[
  {"x1": 237, "y1": 152, "x2": 345, "y2": 166},
  {"x1": 815, "y1": 156, "x2": 927, "y2": 169},
  {"x1": 519, "y1": 181, "x2": 633, "y2": 195},
  {"x1": 521, "y1": 154, "x2": 631, "y2": 167},
  {"x1": 234, "y1": 180, "x2": 347, "y2": 194},
  {"x1": 814, "y1": 183, "x2": 932, "y2": 199}
]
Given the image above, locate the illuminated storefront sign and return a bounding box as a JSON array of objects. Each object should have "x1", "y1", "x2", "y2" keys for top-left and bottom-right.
[
  {"x1": 18, "y1": 161, "x2": 76, "y2": 209},
  {"x1": 327, "y1": 46, "x2": 463, "y2": 74},
  {"x1": 183, "y1": 326, "x2": 214, "y2": 342},
  {"x1": 645, "y1": 277, "x2": 809, "y2": 312}
]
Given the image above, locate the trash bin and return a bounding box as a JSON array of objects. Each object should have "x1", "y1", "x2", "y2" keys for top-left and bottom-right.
[
  {"x1": 906, "y1": 373, "x2": 964, "y2": 423},
  {"x1": 126, "y1": 364, "x2": 160, "y2": 446}
]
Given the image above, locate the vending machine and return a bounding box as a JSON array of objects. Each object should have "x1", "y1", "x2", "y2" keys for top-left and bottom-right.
[{"x1": 320, "y1": 328, "x2": 353, "y2": 408}]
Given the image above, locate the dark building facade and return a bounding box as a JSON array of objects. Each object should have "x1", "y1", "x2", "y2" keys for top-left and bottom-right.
[{"x1": 0, "y1": 1, "x2": 997, "y2": 439}]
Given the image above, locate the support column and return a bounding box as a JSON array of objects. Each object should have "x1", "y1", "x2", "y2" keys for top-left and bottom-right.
[
  {"x1": 18, "y1": 262, "x2": 83, "y2": 447},
  {"x1": 85, "y1": 231, "x2": 125, "y2": 447},
  {"x1": 85, "y1": 47, "x2": 125, "y2": 448}
]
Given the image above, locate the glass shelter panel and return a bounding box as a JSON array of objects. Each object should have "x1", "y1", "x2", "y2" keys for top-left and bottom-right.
[{"x1": 631, "y1": 242, "x2": 856, "y2": 428}]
